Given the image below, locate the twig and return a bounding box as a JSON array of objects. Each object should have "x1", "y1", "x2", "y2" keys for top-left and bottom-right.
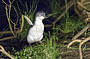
[
  {"x1": 0, "y1": 0, "x2": 23, "y2": 41},
  {"x1": 0, "y1": 15, "x2": 24, "y2": 41},
  {"x1": 67, "y1": 36, "x2": 90, "y2": 59},
  {"x1": 72, "y1": 24, "x2": 90, "y2": 40},
  {"x1": 0, "y1": 31, "x2": 11, "y2": 34},
  {"x1": 11, "y1": 0, "x2": 16, "y2": 4},
  {"x1": 17, "y1": 15, "x2": 24, "y2": 33},
  {"x1": 0, "y1": 45, "x2": 15, "y2": 59},
  {"x1": 81, "y1": 0, "x2": 86, "y2": 3},
  {"x1": 0, "y1": 36, "x2": 16, "y2": 41},
  {"x1": 2, "y1": 0, "x2": 8, "y2": 6},
  {"x1": 83, "y1": 2, "x2": 90, "y2": 6},
  {"x1": 67, "y1": 40, "x2": 82, "y2": 48},
  {"x1": 67, "y1": 23, "x2": 90, "y2": 59},
  {"x1": 79, "y1": 36, "x2": 90, "y2": 59},
  {"x1": 77, "y1": 2, "x2": 89, "y2": 11},
  {"x1": 13, "y1": 6, "x2": 19, "y2": 25},
  {"x1": 5, "y1": 2, "x2": 16, "y2": 37}
]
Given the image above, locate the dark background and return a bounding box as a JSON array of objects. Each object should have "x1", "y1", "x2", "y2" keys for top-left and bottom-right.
[{"x1": 0, "y1": 0, "x2": 66, "y2": 31}]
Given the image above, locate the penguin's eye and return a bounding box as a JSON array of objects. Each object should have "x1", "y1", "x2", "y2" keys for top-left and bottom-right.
[
  {"x1": 36, "y1": 11, "x2": 45, "y2": 17},
  {"x1": 41, "y1": 13, "x2": 45, "y2": 16},
  {"x1": 38, "y1": 13, "x2": 45, "y2": 17}
]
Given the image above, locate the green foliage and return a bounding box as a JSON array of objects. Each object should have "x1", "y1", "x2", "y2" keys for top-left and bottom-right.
[
  {"x1": 17, "y1": 19, "x2": 30, "y2": 40},
  {"x1": 14, "y1": 0, "x2": 39, "y2": 40},
  {"x1": 47, "y1": 0, "x2": 61, "y2": 18},
  {"x1": 59, "y1": 16, "x2": 85, "y2": 33},
  {"x1": 24, "y1": 0, "x2": 39, "y2": 21},
  {"x1": 14, "y1": 32, "x2": 62, "y2": 59},
  {"x1": 15, "y1": 0, "x2": 39, "y2": 21},
  {"x1": 0, "y1": 0, "x2": 89, "y2": 59},
  {"x1": 54, "y1": 0, "x2": 85, "y2": 34},
  {"x1": 12, "y1": 0, "x2": 87, "y2": 59},
  {"x1": 49, "y1": 0, "x2": 60, "y2": 13}
]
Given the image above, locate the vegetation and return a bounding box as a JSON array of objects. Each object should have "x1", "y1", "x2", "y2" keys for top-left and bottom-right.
[
  {"x1": 0, "y1": 0, "x2": 90, "y2": 59},
  {"x1": 15, "y1": 32, "x2": 62, "y2": 59}
]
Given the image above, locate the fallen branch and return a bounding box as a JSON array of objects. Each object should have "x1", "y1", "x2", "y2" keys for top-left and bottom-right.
[
  {"x1": 0, "y1": 36, "x2": 16, "y2": 41},
  {"x1": 67, "y1": 36, "x2": 90, "y2": 59},
  {"x1": 79, "y1": 36, "x2": 90, "y2": 59},
  {"x1": 0, "y1": 45, "x2": 15, "y2": 59},
  {"x1": 0, "y1": 31, "x2": 11, "y2": 34},
  {"x1": 67, "y1": 40, "x2": 82, "y2": 48},
  {"x1": 67, "y1": 23, "x2": 90, "y2": 59},
  {"x1": 72, "y1": 24, "x2": 90, "y2": 40}
]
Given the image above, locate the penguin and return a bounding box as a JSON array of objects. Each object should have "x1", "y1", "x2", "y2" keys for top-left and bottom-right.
[{"x1": 25, "y1": 11, "x2": 46, "y2": 44}]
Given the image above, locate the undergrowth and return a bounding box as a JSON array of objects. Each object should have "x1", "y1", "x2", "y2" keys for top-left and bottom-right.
[
  {"x1": 13, "y1": 0, "x2": 85, "y2": 59},
  {"x1": 14, "y1": 32, "x2": 62, "y2": 59},
  {"x1": 0, "y1": 0, "x2": 87, "y2": 59}
]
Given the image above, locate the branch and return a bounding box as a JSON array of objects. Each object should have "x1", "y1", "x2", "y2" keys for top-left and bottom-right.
[
  {"x1": 0, "y1": 31, "x2": 11, "y2": 34},
  {"x1": 5, "y1": 2, "x2": 16, "y2": 37},
  {"x1": 72, "y1": 24, "x2": 90, "y2": 40},
  {"x1": 77, "y1": 2, "x2": 89, "y2": 11},
  {"x1": 0, "y1": 15, "x2": 24, "y2": 41},
  {"x1": 2, "y1": 0, "x2": 8, "y2": 6},
  {"x1": 67, "y1": 40, "x2": 82, "y2": 48},
  {"x1": 0, "y1": 36, "x2": 16, "y2": 41},
  {"x1": 79, "y1": 36, "x2": 90, "y2": 59},
  {"x1": 0, "y1": 45, "x2": 15, "y2": 59},
  {"x1": 17, "y1": 15, "x2": 24, "y2": 33}
]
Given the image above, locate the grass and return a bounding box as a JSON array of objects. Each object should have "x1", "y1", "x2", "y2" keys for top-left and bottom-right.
[
  {"x1": 13, "y1": 0, "x2": 85, "y2": 58},
  {"x1": 14, "y1": 31, "x2": 62, "y2": 59},
  {"x1": 14, "y1": 0, "x2": 39, "y2": 40},
  {"x1": 13, "y1": 17, "x2": 85, "y2": 59},
  {"x1": 0, "y1": 0, "x2": 88, "y2": 59}
]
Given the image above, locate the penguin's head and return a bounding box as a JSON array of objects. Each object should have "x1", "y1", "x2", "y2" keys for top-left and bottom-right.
[{"x1": 35, "y1": 11, "x2": 46, "y2": 20}]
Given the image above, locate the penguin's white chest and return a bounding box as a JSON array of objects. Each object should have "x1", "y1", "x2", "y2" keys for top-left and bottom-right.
[{"x1": 27, "y1": 20, "x2": 44, "y2": 44}]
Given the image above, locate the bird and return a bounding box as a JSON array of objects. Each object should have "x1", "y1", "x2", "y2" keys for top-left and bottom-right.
[{"x1": 26, "y1": 11, "x2": 46, "y2": 44}]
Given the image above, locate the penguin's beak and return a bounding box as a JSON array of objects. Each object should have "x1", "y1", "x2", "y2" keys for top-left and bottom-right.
[
  {"x1": 44, "y1": 16, "x2": 48, "y2": 19},
  {"x1": 44, "y1": 16, "x2": 46, "y2": 18}
]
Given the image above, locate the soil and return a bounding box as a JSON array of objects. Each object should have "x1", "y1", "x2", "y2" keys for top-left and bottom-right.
[
  {"x1": 0, "y1": 39, "x2": 90, "y2": 59},
  {"x1": 59, "y1": 42, "x2": 90, "y2": 59}
]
